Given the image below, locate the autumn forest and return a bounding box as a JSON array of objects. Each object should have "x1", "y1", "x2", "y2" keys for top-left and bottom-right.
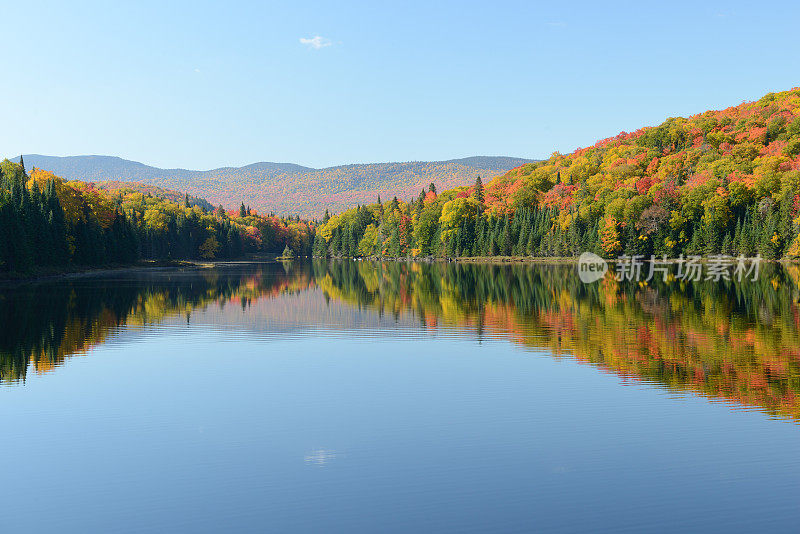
[
  {"x1": 0, "y1": 161, "x2": 314, "y2": 274},
  {"x1": 3, "y1": 87, "x2": 800, "y2": 275},
  {"x1": 315, "y1": 88, "x2": 800, "y2": 260}
]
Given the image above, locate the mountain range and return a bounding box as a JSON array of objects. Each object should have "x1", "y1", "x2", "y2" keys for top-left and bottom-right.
[{"x1": 12, "y1": 154, "x2": 533, "y2": 217}]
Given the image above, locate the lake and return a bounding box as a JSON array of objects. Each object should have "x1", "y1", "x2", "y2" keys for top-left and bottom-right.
[{"x1": 1, "y1": 260, "x2": 799, "y2": 533}]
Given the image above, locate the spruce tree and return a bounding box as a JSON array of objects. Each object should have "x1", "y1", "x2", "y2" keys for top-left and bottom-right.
[
  {"x1": 501, "y1": 217, "x2": 512, "y2": 256},
  {"x1": 732, "y1": 218, "x2": 744, "y2": 255},
  {"x1": 472, "y1": 176, "x2": 484, "y2": 204},
  {"x1": 721, "y1": 232, "x2": 733, "y2": 255}
]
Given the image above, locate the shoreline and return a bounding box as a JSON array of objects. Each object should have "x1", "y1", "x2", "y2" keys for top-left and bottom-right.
[
  {"x1": 0, "y1": 260, "x2": 207, "y2": 286},
  {"x1": 3, "y1": 254, "x2": 797, "y2": 284},
  {"x1": 0, "y1": 254, "x2": 291, "y2": 285},
  {"x1": 324, "y1": 255, "x2": 800, "y2": 265}
]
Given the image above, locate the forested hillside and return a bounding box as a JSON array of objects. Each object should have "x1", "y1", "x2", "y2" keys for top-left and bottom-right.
[
  {"x1": 92, "y1": 180, "x2": 216, "y2": 211},
  {"x1": 15, "y1": 155, "x2": 533, "y2": 216},
  {"x1": 314, "y1": 88, "x2": 800, "y2": 260},
  {"x1": 0, "y1": 160, "x2": 314, "y2": 275}
]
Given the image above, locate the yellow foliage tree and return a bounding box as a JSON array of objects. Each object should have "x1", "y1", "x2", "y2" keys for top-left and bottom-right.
[
  {"x1": 600, "y1": 217, "x2": 622, "y2": 257},
  {"x1": 439, "y1": 197, "x2": 481, "y2": 243},
  {"x1": 358, "y1": 224, "x2": 378, "y2": 256},
  {"x1": 199, "y1": 235, "x2": 220, "y2": 259},
  {"x1": 787, "y1": 235, "x2": 800, "y2": 259}
]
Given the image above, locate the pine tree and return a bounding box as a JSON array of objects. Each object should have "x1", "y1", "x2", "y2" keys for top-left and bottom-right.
[
  {"x1": 732, "y1": 218, "x2": 743, "y2": 255},
  {"x1": 686, "y1": 226, "x2": 702, "y2": 255},
  {"x1": 567, "y1": 215, "x2": 581, "y2": 256},
  {"x1": 741, "y1": 212, "x2": 755, "y2": 256},
  {"x1": 759, "y1": 211, "x2": 779, "y2": 259},
  {"x1": 500, "y1": 217, "x2": 512, "y2": 256},
  {"x1": 313, "y1": 232, "x2": 327, "y2": 257},
  {"x1": 721, "y1": 232, "x2": 733, "y2": 255},
  {"x1": 472, "y1": 176, "x2": 484, "y2": 204}
]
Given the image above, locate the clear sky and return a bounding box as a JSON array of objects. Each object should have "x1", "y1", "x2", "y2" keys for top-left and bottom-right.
[{"x1": 3, "y1": 0, "x2": 799, "y2": 170}]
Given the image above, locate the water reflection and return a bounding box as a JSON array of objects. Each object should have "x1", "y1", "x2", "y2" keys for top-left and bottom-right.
[{"x1": 2, "y1": 260, "x2": 799, "y2": 421}]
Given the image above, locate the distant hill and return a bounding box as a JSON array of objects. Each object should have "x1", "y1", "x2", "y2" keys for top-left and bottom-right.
[
  {"x1": 12, "y1": 155, "x2": 533, "y2": 216},
  {"x1": 14, "y1": 154, "x2": 532, "y2": 217}
]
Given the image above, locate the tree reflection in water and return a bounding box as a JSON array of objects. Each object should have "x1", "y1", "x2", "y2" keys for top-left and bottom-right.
[{"x1": 1, "y1": 260, "x2": 798, "y2": 421}]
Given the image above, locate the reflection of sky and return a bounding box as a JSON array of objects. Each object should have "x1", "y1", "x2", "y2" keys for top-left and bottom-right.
[
  {"x1": 162, "y1": 287, "x2": 422, "y2": 333},
  {"x1": 2, "y1": 323, "x2": 800, "y2": 532}
]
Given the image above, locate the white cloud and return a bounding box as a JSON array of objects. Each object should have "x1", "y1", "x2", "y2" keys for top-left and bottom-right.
[{"x1": 300, "y1": 35, "x2": 333, "y2": 50}]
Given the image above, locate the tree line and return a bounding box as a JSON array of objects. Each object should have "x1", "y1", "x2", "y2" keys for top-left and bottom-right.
[
  {"x1": 314, "y1": 88, "x2": 800, "y2": 260},
  {"x1": 313, "y1": 176, "x2": 799, "y2": 260},
  {"x1": 4, "y1": 88, "x2": 800, "y2": 269},
  {"x1": 0, "y1": 159, "x2": 314, "y2": 274}
]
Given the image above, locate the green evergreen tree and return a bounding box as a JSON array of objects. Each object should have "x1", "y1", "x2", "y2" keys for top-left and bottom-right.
[
  {"x1": 720, "y1": 232, "x2": 733, "y2": 255},
  {"x1": 472, "y1": 175, "x2": 484, "y2": 204},
  {"x1": 280, "y1": 245, "x2": 295, "y2": 259},
  {"x1": 500, "y1": 217, "x2": 512, "y2": 256}
]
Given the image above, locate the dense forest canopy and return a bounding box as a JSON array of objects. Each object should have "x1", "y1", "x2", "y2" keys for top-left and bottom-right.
[
  {"x1": 0, "y1": 160, "x2": 314, "y2": 274},
  {"x1": 314, "y1": 88, "x2": 800, "y2": 260}
]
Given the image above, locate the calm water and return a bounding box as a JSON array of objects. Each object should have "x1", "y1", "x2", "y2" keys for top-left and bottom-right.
[{"x1": 1, "y1": 260, "x2": 799, "y2": 533}]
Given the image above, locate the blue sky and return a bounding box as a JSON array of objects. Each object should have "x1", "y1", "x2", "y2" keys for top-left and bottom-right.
[{"x1": 3, "y1": 0, "x2": 799, "y2": 170}]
